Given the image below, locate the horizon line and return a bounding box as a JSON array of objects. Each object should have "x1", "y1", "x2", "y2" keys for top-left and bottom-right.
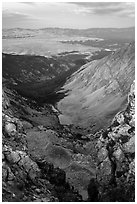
[{"x1": 2, "y1": 26, "x2": 135, "y2": 30}]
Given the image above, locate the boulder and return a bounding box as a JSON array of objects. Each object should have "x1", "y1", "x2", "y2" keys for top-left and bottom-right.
[
  {"x1": 113, "y1": 147, "x2": 124, "y2": 162},
  {"x1": 123, "y1": 136, "x2": 135, "y2": 153},
  {"x1": 5, "y1": 123, "x2": 16, "y2": 136},
  {"x1": 98, "y1": 147, "x2": 108, "y2": 162},
  {"x1": 4, "y1": 151, "x2": 21, "y2": 164}
]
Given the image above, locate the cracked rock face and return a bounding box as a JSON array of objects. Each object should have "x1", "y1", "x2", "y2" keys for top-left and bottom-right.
[
  {"x1": 96, "y1": 81, "x2": 135, "y2": 201},
  {"x1": 2, "y1": 110, "x2": 41, "y2": 201}
]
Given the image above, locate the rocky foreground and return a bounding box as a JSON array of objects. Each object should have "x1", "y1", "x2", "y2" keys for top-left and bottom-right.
[
  {"x1": 2, "y1": 79, "x2": 135, "y2": 202},
  {"x1": 96, "y1": 81, "x2": 135, "y2": 201}
]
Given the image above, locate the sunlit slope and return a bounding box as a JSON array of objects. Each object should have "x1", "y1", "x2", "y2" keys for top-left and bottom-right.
[{"x1": 57, "y1": 42, "x2": 135, "y2": 132}]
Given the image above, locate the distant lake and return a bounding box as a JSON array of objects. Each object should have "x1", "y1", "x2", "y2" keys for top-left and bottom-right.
[{"x1": 2, "y1": 36, "x2": 99, "y2": 57}]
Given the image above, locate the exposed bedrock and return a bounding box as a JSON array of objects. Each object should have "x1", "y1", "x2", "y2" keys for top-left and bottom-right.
[{"x1": 96, "y1": 81, "x2": 135, "y2": 201}]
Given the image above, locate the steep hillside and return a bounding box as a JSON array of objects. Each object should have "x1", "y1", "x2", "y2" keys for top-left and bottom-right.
[{"x1": 57, "y1": 42, "x2": 135, "y2": 133}]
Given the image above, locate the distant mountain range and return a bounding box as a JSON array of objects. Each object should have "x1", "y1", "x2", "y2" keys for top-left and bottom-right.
[{"x1": 3, "y1": 27, "x2": 135, "y2": 40}]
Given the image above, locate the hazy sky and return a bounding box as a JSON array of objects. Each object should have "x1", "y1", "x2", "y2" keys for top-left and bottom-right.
[{"x1": 2, "y1": 2, "x2": 135, "y2": 29}]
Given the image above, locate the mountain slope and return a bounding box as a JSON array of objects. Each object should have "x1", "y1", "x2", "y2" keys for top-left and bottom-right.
[{"x1": 57, "y1": 42, "x2": 135, "y2": 133}]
